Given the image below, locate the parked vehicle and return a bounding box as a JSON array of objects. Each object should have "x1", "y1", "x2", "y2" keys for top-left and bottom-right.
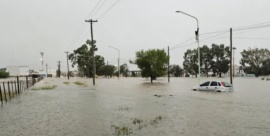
[{"x1": 192, "y1": 81, "x2": 233, "y2": 92}]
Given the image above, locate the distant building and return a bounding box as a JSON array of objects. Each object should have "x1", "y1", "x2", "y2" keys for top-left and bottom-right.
[
  {"x1": 128, "y1": 69, "x2": 141, "y2": 77},
  {"x1": 5, "y1": 66, "x2": 30, "y2": 76}
]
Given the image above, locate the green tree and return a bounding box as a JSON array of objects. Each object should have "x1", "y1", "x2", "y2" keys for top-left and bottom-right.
[
  {"x1": 69, "y1": 40, "x2": 105, "y2": 77},
  {"x1": 169, "y1": 64, "x2": 184, "y2": 77},
  {"x1": 134, "y1": 49, "x2": 169, "y2": 83},
  {"x1": 0, "y1": 71, "x2": 9, "y2": 78},
  {"x1": 211, "y1": 44, "x2": 230, "y2": 77},
  {"x1": 120, "y1": 63, "x2": 129, "y2": 77},
  {"x1": 240, "y1": 48, "x2": 270, "y2": 77},
  {"x1": 262, "y1": 58, "x2": 270, "y2": 76},
  {"x1": 98, "y1": 65, "x2": 115, "y2": 77},
  {"x1": 200, "y1": 45, "x2": 212, "y2": 77},
  {"x1": 183, "y1": 49, "x2": 198, "y2": 77}
]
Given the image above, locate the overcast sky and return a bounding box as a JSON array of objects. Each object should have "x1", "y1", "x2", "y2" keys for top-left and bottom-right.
[{"x1": 1, "y1": 0, "x2": 270, "y2": 71}]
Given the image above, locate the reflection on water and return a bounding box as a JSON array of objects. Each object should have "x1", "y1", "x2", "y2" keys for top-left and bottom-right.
[{"x1": 0, "y1": 77, "x2": 270, "y2": 136}]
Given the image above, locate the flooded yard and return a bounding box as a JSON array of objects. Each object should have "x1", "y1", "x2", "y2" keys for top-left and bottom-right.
[{"x1": 1, "y1": 77, "x2": 270, "y2": 136}]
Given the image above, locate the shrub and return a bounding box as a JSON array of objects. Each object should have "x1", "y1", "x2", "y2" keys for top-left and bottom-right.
[{"x1": 0, "y1": 71, "x2": 9, "y2": 78}]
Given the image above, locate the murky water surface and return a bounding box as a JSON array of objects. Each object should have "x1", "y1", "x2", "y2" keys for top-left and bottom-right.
[{"x1": 1, "y1": 77, "x2": 270, "y2": 136}]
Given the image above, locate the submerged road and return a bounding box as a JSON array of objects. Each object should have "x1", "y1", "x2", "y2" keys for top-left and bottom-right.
[{"x1": 1, "y1": 77, "x2": 270, "y2": 136}]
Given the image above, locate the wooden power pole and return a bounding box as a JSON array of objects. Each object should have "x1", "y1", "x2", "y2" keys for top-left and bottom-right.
[
  {"x1": 65, "y1": 51, "x2": 70, "y2": 80},
  {"x1": 168, "y1": 46, "x2": 170, "y2": 82},
  {"x1": 230, "y1": 28, "x2": 233, "y2": 84},
  {"x1": 85, "y1": 19, "x2": 98, "y2": 85}
]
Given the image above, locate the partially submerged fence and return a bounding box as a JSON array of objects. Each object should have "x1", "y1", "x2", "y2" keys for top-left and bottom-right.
[{"x1": 0, "y1": 76, "x2": 41, "y2": 104}]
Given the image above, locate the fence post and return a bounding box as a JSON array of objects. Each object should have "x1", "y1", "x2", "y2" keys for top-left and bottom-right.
[
  {"x1": 0, "y1": 86, "x2": 3, "y2": 104},
  {"x1": 11, "y1": 81, "x2": 14, "y2": 97},
  {"x1": 21, "y1": 81, "x2": 24, "y2": 91},
  {"x1": 26, "y1": 76, "x2": 29, "y2": 88},
  {"x1": 17, "y1": 76, "x2": 20, "y2": 94},
  {"x1": 3, "y1": 82, "x2": 7, "y2": 102},
  {"x1": 32, "y1": 78, "x2": 35, "y2": 86},
  {"x1": 20, "y1": 81, "x2": 22, "y2": 92},
  {"x1": 14, "y1": 81, "x2": 17, "y2": 95},
  {"x1": 7, "y1": 81, "x2": 11, "y2": 99}
]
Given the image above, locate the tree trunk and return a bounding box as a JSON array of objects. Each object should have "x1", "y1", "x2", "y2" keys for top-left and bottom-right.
[
  {"x1": 219, "y1": 72, "x2": 222, "y2": 77},
  {"x1": 150, "y1": 76, "x2": 153, "y2": 83}
]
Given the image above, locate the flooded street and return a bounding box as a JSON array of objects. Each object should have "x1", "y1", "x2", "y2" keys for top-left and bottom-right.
[{"x1": 1, "y1": 77, "x2": 270, "y2": 136}]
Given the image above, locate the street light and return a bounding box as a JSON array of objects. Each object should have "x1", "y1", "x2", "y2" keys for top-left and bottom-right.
[
  {"x1": 233, "y1": 47, "x2": 237, "y2": 78},
  {"x1": 40, "y1": 52, "x2": 44, "y2": 71},
  {"x1": 108, "y1": 46, "x2": 120, "y2": 79},
  {"x1": 176, "y1": 10, "x2": 200, "y2": 84}
]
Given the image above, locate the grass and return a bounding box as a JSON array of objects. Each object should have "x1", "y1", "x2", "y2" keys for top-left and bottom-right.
[
  {"x1": 1, "y1": 91, "x2": 17, "y2": 101},
  {"x1": 73, "y1": 81, "x2": 88, "y2": 87},
  {"x1": 150, "y1": 116, "x2": 163, "y2": 126},
  {"x1": 133, "y1": 118, "x2": 143, "y2": 125},
  {"x1": 154, "y1": 94, "x2": 162, "y2": 97},
  {"x1": 109, "y1": 115, "x2": 164, "y2": 135},
  {"x1": 111, "y1": 125, "x2": 133, "y2": 136},
  {"x1": 63, "y1": 82, "x2": 70, "y2": 85},
  {"x1": 119, "y1": 106, "x2": 132, "y2": 111},
  {"x1": 31, "y1": 85, "x2": 57, "y2": 90}
]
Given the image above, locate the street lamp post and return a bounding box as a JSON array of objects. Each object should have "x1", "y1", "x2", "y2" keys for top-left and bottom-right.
[
  {"x1": 176, "y1": 11, "x2": 200, "y2": 84},
  {"x1": 40, "y1": 52, "x2": 44, "y2": 71},
  {"x1": 108, "y1": 46, "x2": 120, "y2": 79}
]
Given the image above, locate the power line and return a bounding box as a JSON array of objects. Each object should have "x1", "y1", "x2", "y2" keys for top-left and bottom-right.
[
  {"x1": 233, "y1": 37, "x2": 270, "y2": 40},
  {"x1": 170, "y1": 37, "x2": 195, "y2": 49},
  {"x1": 97, "y1": 0, "x2": 121, "y2": 20},
  {"x1": 200, "y1": 31, "x2": 229, "y2": 42},
  {"x1": 170, "y1": 42, "x2": 197, "y2": 50},
  {"x1": 234, "y1": 24, "x2": 270, "y2": 31},
  {"x1": 90, "y1": 0, "x2": 108, "y2": 19},
  {"x1": 218, "y1": 36, "x2": 270, "y2": 40},
  {"x1": 72, "y1": 29, "x2": 89, "y2": 48},
  {"x1": 170, "y1": 21, "x2": 270, "y2": 51},
  {"x1": 200, "y1": 29, "x2": 229, "y2": 36},
  {"x1": 233, "y1": 21, "x2": 270, "y2": 30},
  {"x1": 86, "y1": 0, "x2": 104, "y2": 19},
  {"x1": 200, "y1": 21, "x2": 270, "y2": 36},
  {"x1": 170, "y1": 31, "x2": 229, "y2": 50},
  {"x1": 66, "y1": 0, "x2": 107, "y2": 52},
  {"x1": 232, "y1": 24, "x2": 270, "y2": 37}
]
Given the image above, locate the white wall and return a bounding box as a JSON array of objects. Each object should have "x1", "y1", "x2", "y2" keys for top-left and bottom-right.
[{"x1": 6, "y1": 66, "x2": 29, "y2": 76}]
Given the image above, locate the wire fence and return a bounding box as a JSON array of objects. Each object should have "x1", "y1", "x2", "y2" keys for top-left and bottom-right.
[{"x1": 0, "y1": 76, "x2": 42, "y2": 104}]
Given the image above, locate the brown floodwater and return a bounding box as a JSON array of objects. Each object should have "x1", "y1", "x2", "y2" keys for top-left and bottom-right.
[{"x1": 0, "y1": 77, "x2": 270, "y2": 136}]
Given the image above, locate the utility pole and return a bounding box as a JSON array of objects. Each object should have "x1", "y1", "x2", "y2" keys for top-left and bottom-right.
[
  {"x1": 85, "y1": 19, "x2": 98, "y2": 85},
  {"x1": 58, "y1": 61, "x2": 61, "y2": 78},
  {"x1": 168, "y1": 46, "x2": 170, "y2": 82},
  {"x1": 65, "y1": 51, "x2": 70, "y2": 80},
  {"x1": 46, "y1": 64, "x2": 48, "y2": 78},
  {"x1": 230, "y1": 28, "x2": 233, "y2": 84}
]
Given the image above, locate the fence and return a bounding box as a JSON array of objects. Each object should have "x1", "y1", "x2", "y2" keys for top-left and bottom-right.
[{"x1": 0, "y1": 76, "x2": 41, "y2": 104}]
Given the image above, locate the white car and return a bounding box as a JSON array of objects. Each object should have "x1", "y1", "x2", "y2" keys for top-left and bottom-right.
[{"x1": 192, "y1": 81, "x2": 233, "y2": 92}]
